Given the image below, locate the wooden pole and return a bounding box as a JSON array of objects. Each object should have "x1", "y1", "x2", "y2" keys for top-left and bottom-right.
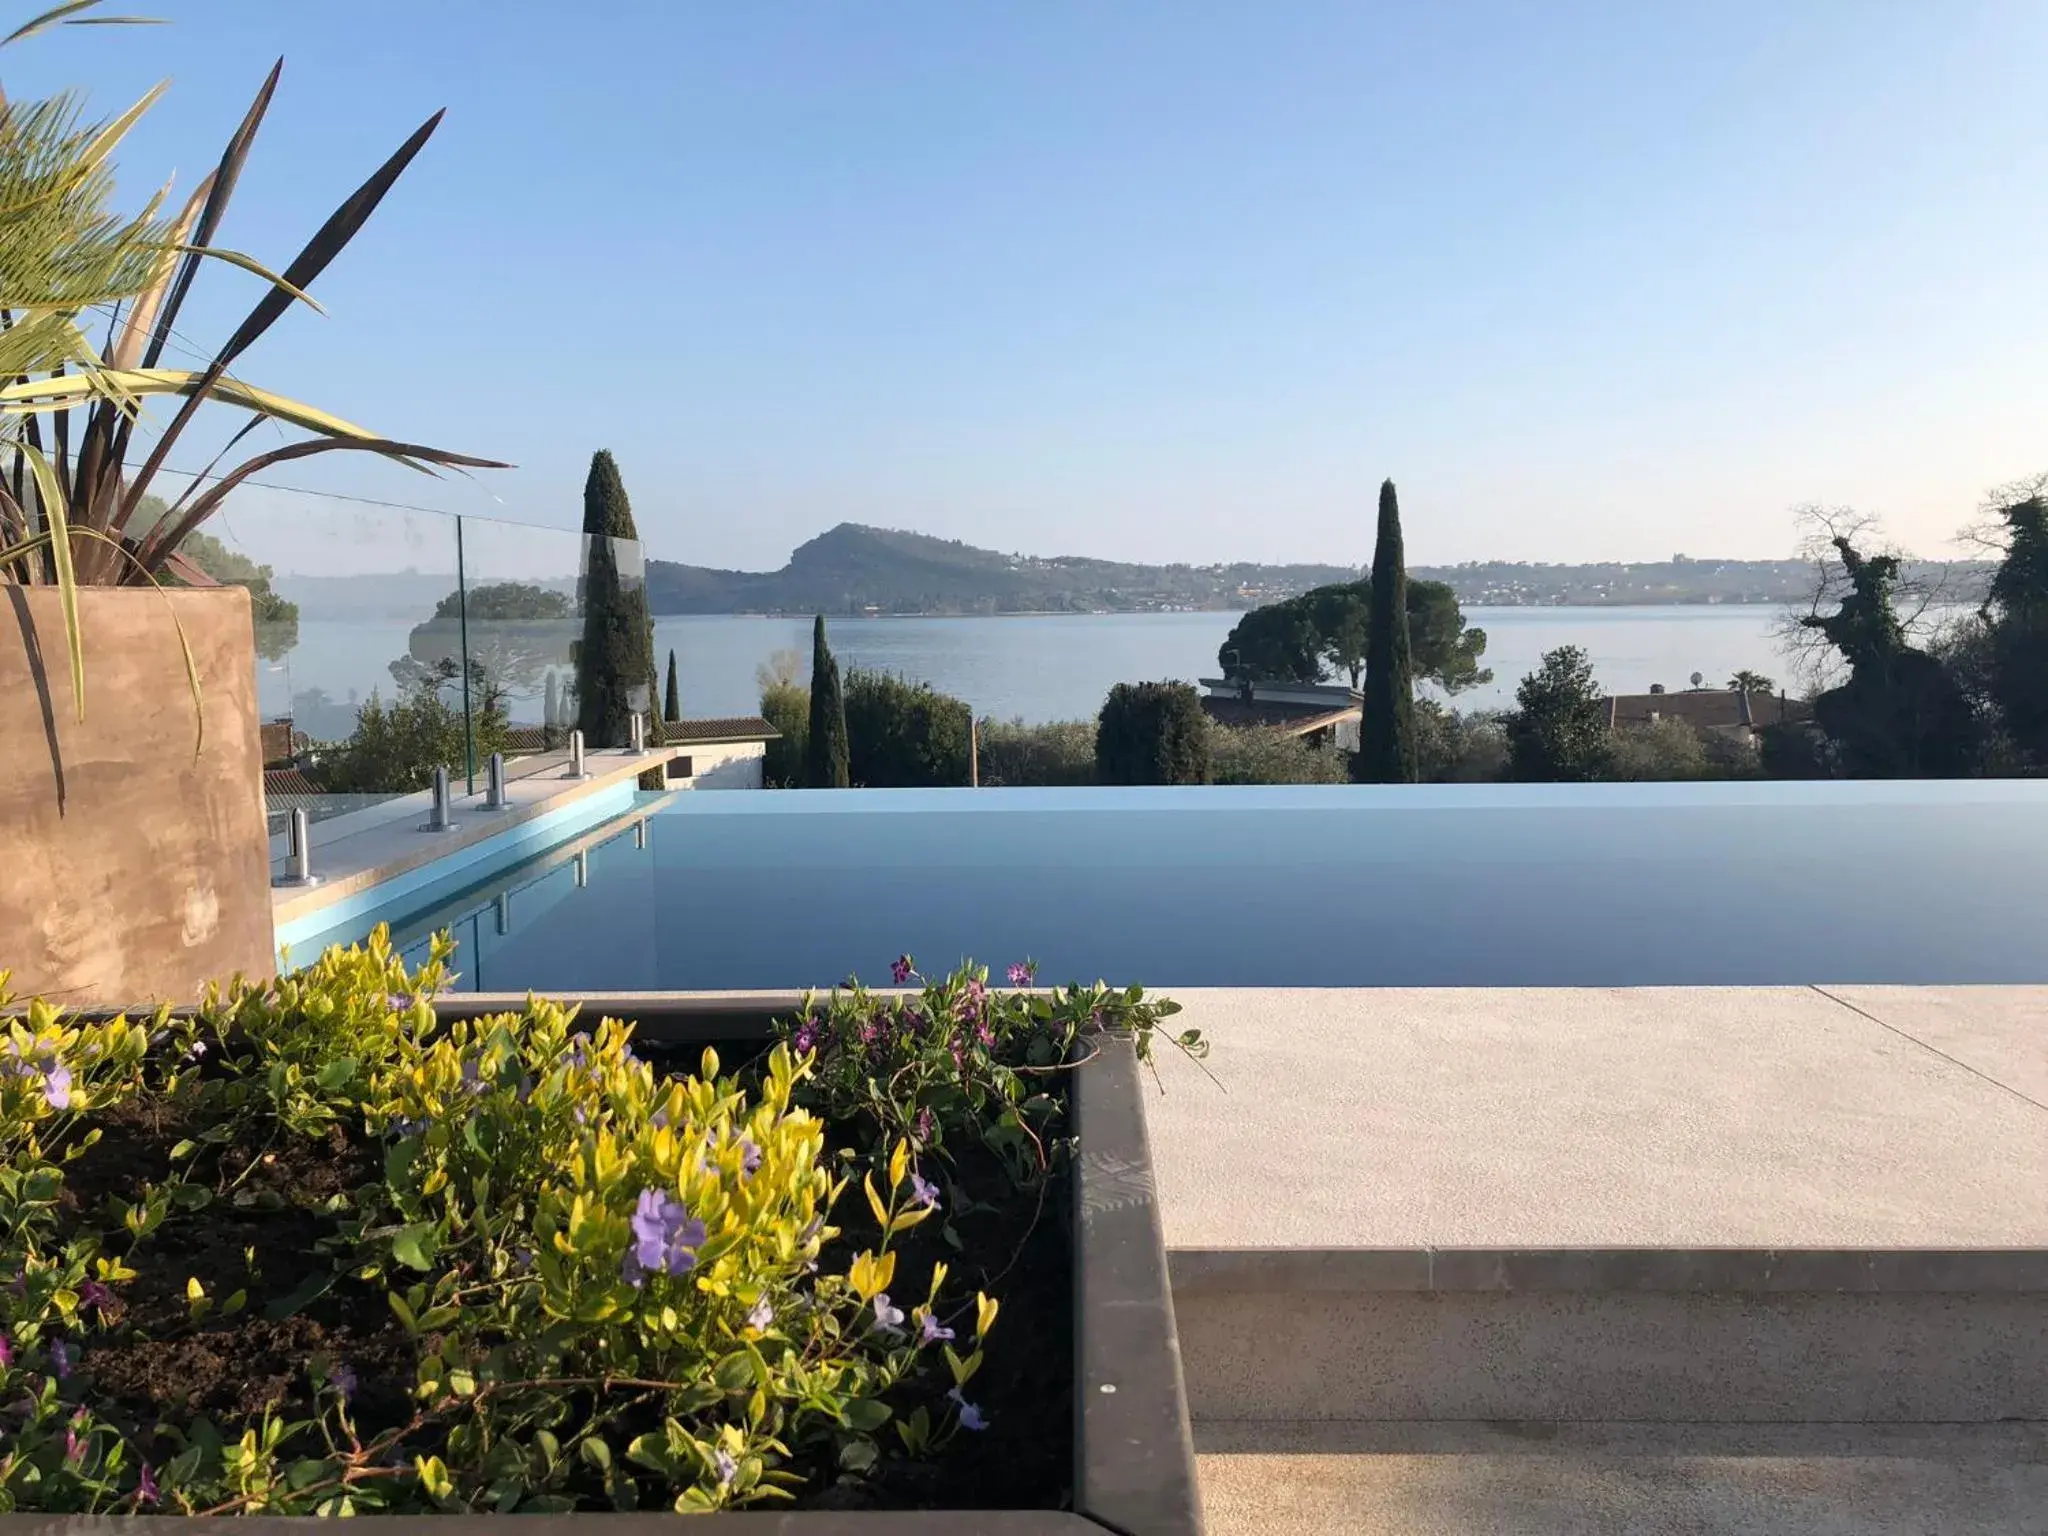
[{"x1": 970, "y1": 715, "x2": 980, "y2": 788}]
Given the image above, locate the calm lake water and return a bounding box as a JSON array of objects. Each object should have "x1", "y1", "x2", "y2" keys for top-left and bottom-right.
[{"x1": 260, "y1": 606, "x2": 1800, "y2": 737}]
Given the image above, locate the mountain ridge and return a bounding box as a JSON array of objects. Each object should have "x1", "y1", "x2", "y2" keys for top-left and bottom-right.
[{"x1": 645, "y1": 522, "x2": 1992, "y2": 614}]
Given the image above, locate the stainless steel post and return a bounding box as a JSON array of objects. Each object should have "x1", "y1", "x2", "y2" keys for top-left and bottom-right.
[
  {"x1": 630, "y1": 713, "x2": 646, "y2": 753},
  {"x1": 423, "y1": 765, "x2": 459, "y2": 832},
  {"x1": 289, "y1": 807, "x2": 311, "y2": 882},
  {"x1": 567, "y1": 730, "x2": 587, "y2": 778},
  {"x1": 485, "y1": 751, "x2": 510, "y2": 809}
]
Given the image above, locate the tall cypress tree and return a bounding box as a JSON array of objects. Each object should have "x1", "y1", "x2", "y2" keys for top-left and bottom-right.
[
  {"x1": 575, "y1": 451, "x2": 658, "y2": 747},
  {"x1": 805, "y1": 615, "x2": 850, "y2": 788},
  {"x1": 663, "y1": 648, "x2": 681, "y2": 723},
  {"x1": 1354, "y1": 478, "x2": 1418, "y2": 782}
]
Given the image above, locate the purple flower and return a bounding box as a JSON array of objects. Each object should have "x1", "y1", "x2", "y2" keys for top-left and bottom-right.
[
  {"x1": 747, "y1": 1296, "x2": 774, "y2": 1331},
  {"x1": 713, "y1": 1447, "x2": 737, "y2": 1488},
  {"x1": 792, "y1": 1019, "x2": 819, "y2": 1056},
  {"x1": 909, "y1": 1172, "x2": 940, "y2": 1211},
  {"x1": 737, "y1": 1136, "x2": 762, "y2": 1177},
  {"x1": 135, "y1": 1463, "x2": 159, "y2": 1507},
  {"x1": 65, "y1": 1425, "x2": 84, "y2": 1464},
  {"x1": 565, "y1": 1039, "x2": 588, "y2": 1070},
  {"x1": 0, "y1": 1333, "x2": 12, "y2": 1368},
  {"x1": 78, "y1": 1280, "x2": 114, "y2": 1313},
  {"x1": 975, "y1": 1020, "x2": 995, "y2": 1048},
  {"x1": 650, "y1": 1108, "x2": 669, "y2": 1130},
  {"x1": 623, "y1": 1188, "x2": 705, "y2": 1286},
  {"x1": 948, "y1": 1386, "x2": 987, "y2": 1431},
  {"x1": 6, "y1": 1043, "x2": 71, "y2": 1109},
  {"x1": 961, "y1": 977, "x2": 988, "y2": 1013},
  {"x1": 918, "y1": 1310, "x2": 954, "y2": 1346},
  {"x1": 915, "y1": 1106, "x2": 935, "y2": 1142},
  {"x1": 511, "y1": 1247, "x2": 535, "y2": 1273},
  {"x1": 890, "y1": 955, "x2": 914, "y2": 985},
  {"x1": 329, "y1": 1362, "x2": 357, "y2": 1401},
  {"x1": 460, "y1": 1058, "x2": 486, "y2": 1095},
  {"x1": 1007, "y1": 961, "x2": 1035, "y2": 988},
  {"x1": 49, "y1": 1338, "x2": 72, "y2": 1379},
  {"x1": 872, "y1": 1293, "x2": 905, "y2": 1333},
  {"x1": 385, "y1": 994, "x2": 414, "y2": 1013}
]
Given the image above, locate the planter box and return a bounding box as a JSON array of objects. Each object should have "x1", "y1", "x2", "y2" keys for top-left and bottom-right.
[
  {"x1": 0, "y1": 585, "x2": 272, "y2": 1006},
  {"x1": 3, "y1": 998, "x2": 1204, "y2": 1534}
]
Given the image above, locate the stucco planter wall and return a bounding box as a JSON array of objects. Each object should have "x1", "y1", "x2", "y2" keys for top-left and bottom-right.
[{"x1": 0, "y1": 585, "x2": 272, "y2": 1006}]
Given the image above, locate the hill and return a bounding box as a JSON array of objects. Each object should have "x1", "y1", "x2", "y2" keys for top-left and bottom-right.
[
  {"x1": 645, "y1": 524, "x2": 1994, "y2": 615},
  {"x1": 645, "y1": 523, "x2": 1358, "y2": 615}
]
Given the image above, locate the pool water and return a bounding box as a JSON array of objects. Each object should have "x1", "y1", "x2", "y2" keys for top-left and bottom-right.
[{"x1": 303, "y1": 783, "x2": 2048, "y2": 992}]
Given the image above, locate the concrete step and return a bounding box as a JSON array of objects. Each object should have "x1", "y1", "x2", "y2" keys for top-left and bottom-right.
[
  {"x1": 1196, "y1": 1421, "x2": 2048, "y2": 1536},
  {"x1": 1170, "y1": 1248, "x2": 2048, "y2": 1423}
]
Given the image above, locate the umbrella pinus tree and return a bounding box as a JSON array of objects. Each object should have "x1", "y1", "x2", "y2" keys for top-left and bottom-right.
[
  {"x1": 806, "y1": 615, "x2": 850, "y2": 788},
  {"x1": 575, "y1": 451, "x2": 659, "y2": 747},
  {"x1": 1354, "y1": 479, "x2": 1418, "y2": 782}
]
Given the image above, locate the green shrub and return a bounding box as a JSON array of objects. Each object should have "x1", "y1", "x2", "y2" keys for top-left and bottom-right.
[
  {"x1": 1415, "y1": 700, "x2": 1509, "y2": 783},
  {"x1": 844, "y1": 671, "x2": 972, "y2": 788},
  {"x1": 0, "y1": 934, "x2": 1195, "y2": 1517},
  {"x1": 311, "y1": 675, "x2": 509, "y2": 795},
  {"x1": 1605, "y1": 718, "x2": 1762, "y2": 781},
  {"x1": 759, "y1": 682, "x2": 809, "y2": 789},
  {"x1": 1095, "y1": 682, "x2": 1211, "y2": 785},
  {"x1": 1207, "y1": 723, "x2": 1347, "y2": 784},
  {"x1": 975, "y1": 719, "x2": 1097, "y2": 787}
]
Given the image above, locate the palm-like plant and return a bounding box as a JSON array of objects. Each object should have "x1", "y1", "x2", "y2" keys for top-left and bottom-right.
[{"x1": 0, "y1": 1, "x2": 505, "y2": 724}]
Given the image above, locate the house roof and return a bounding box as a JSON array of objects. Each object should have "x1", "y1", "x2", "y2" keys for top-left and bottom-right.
[
  {"x1": 1606, "y1": 690, "x2": 1811, "y2": 731},
  {"x1": 495, "y1": 717, "x2": 783, "y2": 754},
  {"x1": 1201, "y1": 697, "x2": 1358, "y2": 737},
  {"x1": 665, "y1": 715, "x2": 781, "y2": 744}
]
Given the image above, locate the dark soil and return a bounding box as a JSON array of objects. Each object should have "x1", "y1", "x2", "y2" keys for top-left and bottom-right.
[{"x1": 62, "y1": 1096, "x2": 413, "y2": 1437}]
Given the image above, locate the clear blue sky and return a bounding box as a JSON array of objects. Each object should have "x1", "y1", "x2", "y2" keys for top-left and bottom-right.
[{"x1": 14, "y1": 1, "x2": 2048, "y2": 569}]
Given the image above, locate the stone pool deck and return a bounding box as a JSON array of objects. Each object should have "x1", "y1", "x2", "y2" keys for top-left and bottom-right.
[{"x1": 1143, "y1": 986, "x2": 2048, "y2": 1534}]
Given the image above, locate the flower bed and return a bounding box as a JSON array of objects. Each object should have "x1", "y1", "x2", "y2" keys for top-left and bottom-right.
[{"x1": 0, "y1": 931, "x2": 1203, "y2": 1518}]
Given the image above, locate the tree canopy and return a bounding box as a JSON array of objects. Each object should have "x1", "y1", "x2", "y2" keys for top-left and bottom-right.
[
  {"x1": 1219, "y1": 578, "x2": 1489, "y2": 694},
  {"x1": 1505, "y1": 645, "x2": 1612, "y2": 782},
  {"x1": 805, "y1": 616, "x2": 850, "y2": 788},
  {"x1": 1355, "y1": 479, "x2": 1418, "y2": 782},
  {"x1": 408, "y1": 582, "x2": 574, "y2": 701},
  {"x1": 575, "y1": 451, "x2": 658, "y2": 747}
]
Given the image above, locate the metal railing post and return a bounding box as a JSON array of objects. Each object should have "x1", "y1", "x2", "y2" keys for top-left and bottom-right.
[
  {"x1": 485, "y1": 751, "x2": 510, "y2": 809},
  {"x1": 566, "y1": 730, "x2": 588, "y2": 779},
  {"x1": 422, "y1": 765, "x2": 460, "y2": 832},
  {"x1": 273, "y1": 807, "x2": 321, "y2": 888}
]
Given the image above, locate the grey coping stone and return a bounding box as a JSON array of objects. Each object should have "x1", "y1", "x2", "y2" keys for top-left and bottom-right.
[{"x1": 1170, "y1": 1245, "x2": 2048, "y2": 1294}]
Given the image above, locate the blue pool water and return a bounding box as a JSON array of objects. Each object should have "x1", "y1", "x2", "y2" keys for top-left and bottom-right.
[{"x1": 298, "y1": 783, "x2": 2048, "y2": 992}]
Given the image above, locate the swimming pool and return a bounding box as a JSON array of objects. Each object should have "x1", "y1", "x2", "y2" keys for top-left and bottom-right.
[{"x1": 294, "y1": 782, "x2": 2048, "y2": 992}]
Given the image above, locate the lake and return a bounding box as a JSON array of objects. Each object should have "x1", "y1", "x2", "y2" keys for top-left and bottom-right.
[{"x1": 259, "y1": 606, "x2": 1802, "y2": 738}]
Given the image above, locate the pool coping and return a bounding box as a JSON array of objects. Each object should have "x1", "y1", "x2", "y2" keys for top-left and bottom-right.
[{"x1": 270, "y1": 750, "x2": 671, "y2": 952}]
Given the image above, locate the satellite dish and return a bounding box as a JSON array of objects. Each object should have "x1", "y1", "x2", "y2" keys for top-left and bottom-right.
[{"x1": 1689, "y1": 671, "x2": 1703, "y2": 689}]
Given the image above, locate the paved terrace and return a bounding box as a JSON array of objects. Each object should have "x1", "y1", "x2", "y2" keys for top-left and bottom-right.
[{"x1": 1144, "y1": 986, "x2": 2048, "y2": 1534}]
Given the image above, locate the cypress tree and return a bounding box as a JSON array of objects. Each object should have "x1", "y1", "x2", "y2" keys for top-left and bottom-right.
[
  {"x1": 574, "y1": 451, "x2": 658, "y2": 747},
  {"x1": 1354, "y1": 479, "x2": 1418, "y2": 782},
  {"x1": 543, "y1": 671, "x2": 560, "y2": 745},
  {"x1": 805, "y1": 615, "x2": 851, "y2": 788},
  {"x1": 663, "y1": 648, "x2": 681, "y2": 723}
]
